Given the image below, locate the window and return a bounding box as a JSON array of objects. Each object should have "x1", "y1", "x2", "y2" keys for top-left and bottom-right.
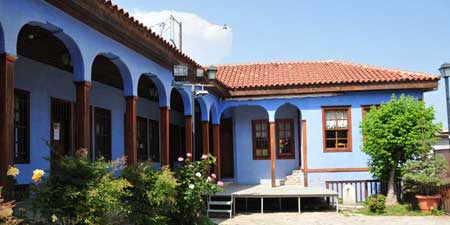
[
  {"x1": 322, "y1": 106, "x2": 352, "y2": 152},
  {"x1": 361, "y1": 105, "x2": 380, "y2": 120},
  {"x1": 14, "y1": 89, "x2": 30, "y2": 164},
  {"x1": 252, "y1": 120, "x2": 270, "y2": 159},
  {"x1": 94, "y1": 107, "x2": 111, "y2": 160},
  {"x1": 137, "y1": 116, "x2": 149, "y2": 161},
  {"x1": 149, "y1": 119, "x2": 160, "y2": 162},
  {"x1": 276, "y1": 119, "x2": 295, "y2": 159}
]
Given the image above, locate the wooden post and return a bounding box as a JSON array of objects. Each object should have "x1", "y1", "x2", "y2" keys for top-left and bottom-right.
[
  {"x1": 0, "y1": 53, "x2": 16, "y2": 189},
  {"x1": 125, "y1": 96, "x2": 138, "y2": 165},
  {"x1": 160, "y1": 107, "x2": 170, "y2": 166},
  {"x1": 269, "y1": 121, "x2": 276, "y2": 187},
  {"x1": 75, "y1": 81, "x2": 91, "y2": 152},
  {"x1": 212, "y1": 124, "x2": 221, "y2": 179},
  {"x1": 302, "y1": 120, "x2": 308, "y2": 187},
  {"x1": 202, "y1": 121, "x2": 210, "y2": 155},
  {"x1": 185, "y1": 115, "x2": 192, "y2": 155}
]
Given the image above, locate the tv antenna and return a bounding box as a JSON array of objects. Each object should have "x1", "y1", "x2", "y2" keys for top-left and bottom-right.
[{"x1": 150, "y1": 15, "x2": 182, "y2": 52}]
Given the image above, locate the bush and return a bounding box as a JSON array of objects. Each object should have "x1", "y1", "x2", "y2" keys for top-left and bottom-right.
[
  {"x1": 402, "y1": 154, "x2": 450, "y2": 196},
  {"x1": 121, "y1": 163, "x2": 178, "y2": 225},
  {"x1": 173, "y1": 153, "x2": 223, "y2": 225},
  {"x1": 368, "y1": 195, "x2": 386, "y2": 213},
  {"x1": 31, "y1": 153, "x2": 131, "y2": 225},
  {"x1": 0, "y1": 187, "x2": 22, "y2": 225}
]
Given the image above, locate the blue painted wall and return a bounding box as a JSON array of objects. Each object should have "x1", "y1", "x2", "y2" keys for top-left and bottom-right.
[{"x1": 223, "y1": 90, "x2": 423, "y2": 186}]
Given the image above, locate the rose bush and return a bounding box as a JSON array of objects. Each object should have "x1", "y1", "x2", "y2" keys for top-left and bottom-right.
[{"x1": 173, "y1": 153, "x2": 223, "y2": 225}]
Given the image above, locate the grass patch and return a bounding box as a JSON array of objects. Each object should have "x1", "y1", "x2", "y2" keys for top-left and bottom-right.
[{"x1": 354, "y1": 204, "x2": 445, "y2": 216}]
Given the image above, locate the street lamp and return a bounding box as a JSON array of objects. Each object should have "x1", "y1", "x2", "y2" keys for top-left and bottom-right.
[
  {"x1": 173, "y1": 65, "x2": 215, "y2": 161},
  {"x1": 439, "y1": 63, "x2": 450, "y2": 146},
  {"x1": 207, "y1": 65, "x2": 218, "y2": 80}
]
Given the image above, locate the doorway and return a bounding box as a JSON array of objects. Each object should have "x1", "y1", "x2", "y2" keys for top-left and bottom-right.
[
  {"x1": 220, "y1": 118, "x2": 234, "y2": 178},
  {"x1": 50, "y1": 98, "x2": 73, "y2": 170}
]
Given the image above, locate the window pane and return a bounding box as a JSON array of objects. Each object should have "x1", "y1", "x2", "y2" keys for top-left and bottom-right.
[
  {"x1": 326, "y1": 140, "x2": 336, "y2": 148},
  {"x1": 337, "y1": 130, "x2": 348, "y2": 138},
  {"x1": 14, "y1": 90, "x2": 29, "y2": 163},
  {"x1": 326, "y1": 130, "x2": 336, "y2": 138},
  {"x1": 326, "y1": 111, "x2": 336, "y2": 120},
  {"x1": 336, "y1": 110, "x2": 347, "y2": 120},
  {"x1": 337, "y1": 139, "x2": 348, "y2": 148},
  {"x1": 254, "y1": 121, "x2": 269, "y2": 158}
]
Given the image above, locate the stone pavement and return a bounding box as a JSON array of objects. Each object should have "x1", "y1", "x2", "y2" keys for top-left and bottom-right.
[{"x1": 212, "y1": 212, "x2": 450, "y2": 225}]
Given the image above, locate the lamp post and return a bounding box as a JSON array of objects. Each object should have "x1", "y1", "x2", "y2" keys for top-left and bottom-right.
[
  {"x1": 439, "y1": 63, "x2": 450, "y2": 146},
  {"x1": 172, "y1": 65, "x2": 217, "y2": 160}
]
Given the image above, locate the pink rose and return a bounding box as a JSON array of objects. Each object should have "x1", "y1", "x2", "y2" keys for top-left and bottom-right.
[
  {"x1": 178, "y1": 157, "x2": 184, "y2": 162},
  {"x1": 201, "y1": 154, "x2": 208, "y2": 160},
  {"x1": 186, "y1": 152, "x2": 192, "y2": 158},
  {"x1": 207, "y1": 176, "x2": 212, "y2": 182},
  {"x1": 211, "y1": 173, "x2": 217, "y2": 179},
  {"x1": 217, "y1": 181, "x2": 224, "y2": 187}
]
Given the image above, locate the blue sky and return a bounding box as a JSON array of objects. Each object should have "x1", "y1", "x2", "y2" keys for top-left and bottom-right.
[
  {"x1": 114, "y1": 0, "x2": 450, "y2": 74},
  {"x1": 114, "y1": 0, "x2": 450, "y2": 128}
]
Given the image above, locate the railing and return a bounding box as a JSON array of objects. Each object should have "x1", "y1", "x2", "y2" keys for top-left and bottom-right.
[
  {"x1": 441, "y1": 185, "x2": 450, "y2": 213},
  {"x1": 326, "y1": 180, "x2": 381, "y2": 203}
]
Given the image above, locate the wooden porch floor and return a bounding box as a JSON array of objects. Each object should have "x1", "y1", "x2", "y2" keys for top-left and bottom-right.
[{"x1": 215, "y1": 183, "x2": 338, "y2": 198}]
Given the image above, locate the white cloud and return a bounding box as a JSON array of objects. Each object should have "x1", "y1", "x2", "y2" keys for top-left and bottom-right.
[{"x1": 131, "y1": 10, "x2": 232, "y2": 65}]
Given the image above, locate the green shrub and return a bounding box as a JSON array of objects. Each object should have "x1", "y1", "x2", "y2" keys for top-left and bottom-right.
[
  {"x1": 121, "y1": 162, "x2": 178, "y2": 225},
  {"x1": 31, "y1": 154, "x2": 131, "y2": 225},
  {"x1": 368, "y1": 195, "x2": 386, "y2": 213},
  {"x1": 173, "y1": 153, "x2": 223, "y2": 225}
]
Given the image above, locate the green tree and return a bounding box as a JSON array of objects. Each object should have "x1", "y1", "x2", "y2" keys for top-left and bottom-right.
[{"x1": 361, "y1": 95, "x2": 440, "y2": 205}]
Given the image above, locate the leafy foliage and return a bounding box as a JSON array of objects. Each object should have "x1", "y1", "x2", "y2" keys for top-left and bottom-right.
[
  {"x1": 121, "y1": 163, "x2": 178, "y2": 225},
  {"x1": 367, "y1": 195, "x2": 386, "y2": 213},
  {"x1": 31, "y1": 155, "x2": 131, "y2": 225},
  {"x1": 402, "y1": 154, "x2": 450, "y2": 196},
  {"x1": 0, "y1": 187, "x2": 22, "y2": 225},
  {"x1": 173, "y1": 154, "x2": 223, "y2": 225},
  {"x1": 360, "y1": 95, "x2": 440, "y2": 201}
]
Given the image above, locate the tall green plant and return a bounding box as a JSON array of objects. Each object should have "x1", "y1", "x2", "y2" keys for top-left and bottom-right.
[
  {"x1": 121, "y1": 163, "x2": 178, "y2": 225},
  {"x1": 360, "y1": 95, "x2": 440, "y2": 205},
  {"x1": 31, "y1": 154, "x2": 131, "y2": 225},
  {"x1": 173, "y1": 153, "x2": 223, "y2": 225},
  {"x1": 402, "y1": 154, "x2": 449, "y2": 196}
]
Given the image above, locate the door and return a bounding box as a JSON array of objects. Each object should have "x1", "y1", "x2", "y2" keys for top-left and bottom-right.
[
  {"x1": 220, "y1": 118, "x2": 234, "y2": 178},
  {"x1": 51, "y1": 98, "x2": 73, "y2": 171},
  {"x1": 136, "y1": 116, "x2": 149, "y2": 161}
]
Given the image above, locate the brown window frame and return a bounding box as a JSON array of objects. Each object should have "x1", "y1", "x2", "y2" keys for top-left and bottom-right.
[
  {"x1": 322, "y1": 106, "x2": 352, "y2": 152},
  {"x1": 361, "y1": 105, "x2": 380, "y2": 120},
  {"x1": 252, "y1": 120, "x2": 270, "y2": 160},
  {"x1": 14, "y1": 89, "x2": 30, "y2": 164},
  {"x1": 276, "y1": 119, "x2": 295, "y2": 159}
]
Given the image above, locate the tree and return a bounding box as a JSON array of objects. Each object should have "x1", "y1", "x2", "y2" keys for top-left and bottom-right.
[{"x1": 361, "y1": 95, "x2": 440, "y2": 205}]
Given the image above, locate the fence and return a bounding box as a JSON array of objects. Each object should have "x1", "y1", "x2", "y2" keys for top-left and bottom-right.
[
  {"x1": 441, "y1": 185, "x2": 450, "y2": 213},
  {"x1": 326, "y1": 180, "x2": 381, "y2": 203}
]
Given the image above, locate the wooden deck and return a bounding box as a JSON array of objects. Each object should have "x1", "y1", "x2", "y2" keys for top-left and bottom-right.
[{"x1": 211, "y1": 183, "x2": 339, "y2": 214}]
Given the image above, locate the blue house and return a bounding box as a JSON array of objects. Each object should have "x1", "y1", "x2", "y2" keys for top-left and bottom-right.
[{"x1": 0, "y1": 0, "x2": 439, "y2": 193}]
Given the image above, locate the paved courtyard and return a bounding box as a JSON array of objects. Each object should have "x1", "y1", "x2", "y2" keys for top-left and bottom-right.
[{"x1": 212, "y1": 212, "x2": 450, "y2": 225}]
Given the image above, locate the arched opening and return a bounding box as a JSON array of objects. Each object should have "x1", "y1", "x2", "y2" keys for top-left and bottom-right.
[
  {"x1": 90, "y1": 54, "x2": 129, "y2": 161},
  {"x1": 136, "y1": 75, "x2": 161, "y2": 163},
  {"x1": 274, "y1": 103, "x2": 301, "y2": 166},
  {"x1": 169, "y1": 88, "x2": 186, "y2": 167},
  {"x1": 15, "y1": 24, "x2": 79, "y2": 173}
]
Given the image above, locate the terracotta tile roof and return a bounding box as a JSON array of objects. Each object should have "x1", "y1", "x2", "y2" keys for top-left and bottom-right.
[
  {"x1": 215, "y1": 61, "x2": 439, "y2": 89},
  {"x1": 102, "y1": 0, "x2": 200, "y2": 67}
]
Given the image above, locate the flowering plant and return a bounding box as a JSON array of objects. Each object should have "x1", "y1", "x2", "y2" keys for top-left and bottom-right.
[{"x1": 173, "y1": 153, "x2": 223, "y2": 225}]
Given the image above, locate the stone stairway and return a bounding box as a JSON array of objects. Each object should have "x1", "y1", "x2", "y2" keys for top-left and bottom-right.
[{"x1": 280, "y1": 169, "x2": 303, "y2": 186}]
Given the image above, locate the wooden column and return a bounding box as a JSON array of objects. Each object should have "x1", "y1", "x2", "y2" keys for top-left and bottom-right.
[
  {"x1": 125, "y1": 96, "x2": 137, "y2": 165},
  {"x1": 201, "y1": 121, "x2": 210, "y2": 155},
  {"x1": 0, "y1": 53, "x2": 16, "y2": 188},
  {"x1": 302, "y1": 120, "x2": 308, "y2": 187},
  {"x1": 185, "y1": 115, "x2": 193, "y2": 155},
  {"x1": 160, "y1": 107, "x2": 170, "y2": 166},
  {"x1": 75, "y1": 81, "x2": 91, "y2": 152},
  {"x1": 212, "y1": 124, "x2": 221, "y2": 179},
  {"x1": 269, "y1": 121, "x2": 276, "y2": 187}
]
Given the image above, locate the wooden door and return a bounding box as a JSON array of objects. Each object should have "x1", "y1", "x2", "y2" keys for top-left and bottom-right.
[
  {"x1": 220, "y1": 118, "x2": 234, "y2": 178},
  {"x1": 50, "y1": 98, "x2": 73, "y2": 171}
]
